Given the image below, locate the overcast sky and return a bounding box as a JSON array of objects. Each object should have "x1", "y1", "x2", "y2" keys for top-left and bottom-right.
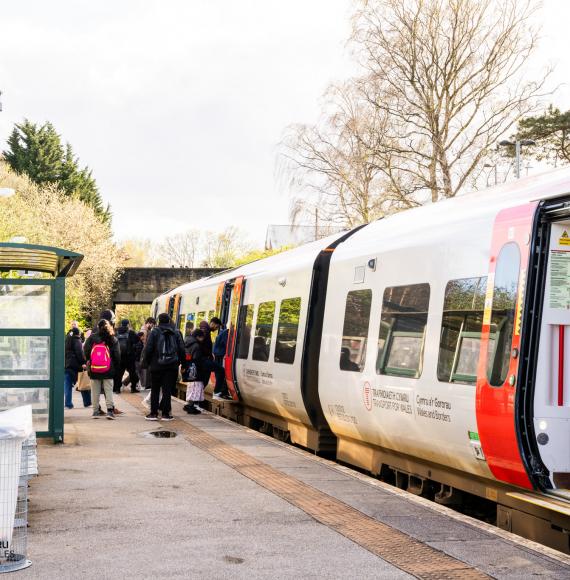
[{"x1": 0, "y1": 1, "x2": 568, "y2": 248}]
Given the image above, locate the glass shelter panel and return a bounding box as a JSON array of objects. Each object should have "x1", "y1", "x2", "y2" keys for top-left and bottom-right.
[
  {"x1": 0, "y1": 336, "x2": 50, "y2": 381},
  {"x1": 0, "y1": 285, "x2": 51, "y2": 329},
  {"x1": 0, "y1": 387, "x2": 50, "y2": 432}
]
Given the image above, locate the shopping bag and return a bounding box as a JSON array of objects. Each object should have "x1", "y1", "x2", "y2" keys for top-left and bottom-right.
[
  {"x1": 186, "y1": 381, "x2": 205, "y2": 402},
  {"x1": 76, "y1": 371, "x2": 91, "y2": 391}
]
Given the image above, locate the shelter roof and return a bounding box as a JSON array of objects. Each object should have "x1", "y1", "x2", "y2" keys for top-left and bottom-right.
[{"x1": 0, "y1": 243, "x2": 83, "y2": 277}]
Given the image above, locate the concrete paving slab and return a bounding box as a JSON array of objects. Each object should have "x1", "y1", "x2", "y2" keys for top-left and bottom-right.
[
  {"x1": 427, "y1": 539, "x2": 570, "y2": 579},
  {"x1": 21, "y1": 392, "x2": 410, "y2": 580},
  {"x1": 167, "y1": 397, "x2": 570, "y2": 579}
]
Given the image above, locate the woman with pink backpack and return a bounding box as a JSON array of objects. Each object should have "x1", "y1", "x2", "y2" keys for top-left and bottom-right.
[{"x1": 83, "y1": 319, "x2": 121, "y2": 420}]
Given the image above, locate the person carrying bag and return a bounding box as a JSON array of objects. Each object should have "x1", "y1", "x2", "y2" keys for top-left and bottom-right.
[
  {"x1": 64, "y1": 327, "x2": 90, "y2": 408},
  {"x1": 183, "y1": 329, "x2": 206, "y2": 415}
]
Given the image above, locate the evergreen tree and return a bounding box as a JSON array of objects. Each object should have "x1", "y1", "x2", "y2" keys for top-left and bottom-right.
[
  {"x1": 516, "y1": 106, "x2": 570, "y2": 166},
  {"x1": 3, "y1": 120, "x2": 111, "y2": 223}
]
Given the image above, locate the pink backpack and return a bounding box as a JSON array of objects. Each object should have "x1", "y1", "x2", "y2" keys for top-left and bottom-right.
[{"x1": 91, "y1": 342, "x2": 111, "y2": 374}]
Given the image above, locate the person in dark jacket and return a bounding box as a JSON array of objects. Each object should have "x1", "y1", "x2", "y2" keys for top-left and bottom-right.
[
  {"x1": 114, "y1": 319, "x2": 139, "y2": 394},
  {"x1": 183, "y1": 329, "x2": 205, "y2": 414},
  {"x1": 209, "y1": 317, "x2": 230, "y2": 399},
  {"x1": 141, "y1": 313, "x2": 185, "y2": 421},
  {"x1": 84, "y1": 319, "x2": 121, "y2": 420},
  {"x1": 199, "y1": 320, "x2": 213, "y2": 358},
  {"x1": 64, "y1": 327, "x2": 87, "y2": 409}
]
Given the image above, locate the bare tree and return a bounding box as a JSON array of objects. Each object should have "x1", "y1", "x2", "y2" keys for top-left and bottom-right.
[
  {"x1": 281, "y1": 82, "x2": 420, "y2": 228},
  {"x1": 159, "y1": 230, "x2": 201, "y2": 268},
  {"x1": 201, "y1": 227, "x2": 251, "y2": 268},
  {"x1": 352, "y1": 0, "x2": 549, "y2": 202}
]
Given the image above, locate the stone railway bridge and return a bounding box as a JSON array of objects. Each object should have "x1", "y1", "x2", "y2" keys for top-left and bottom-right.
[{"x1": 112, "y1": 267, "x2": 224, "y2": 307}]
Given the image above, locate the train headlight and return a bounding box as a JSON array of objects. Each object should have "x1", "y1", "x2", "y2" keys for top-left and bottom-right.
[{"x1": 538, "y1": 420, "x2": 548, "y2": 431}]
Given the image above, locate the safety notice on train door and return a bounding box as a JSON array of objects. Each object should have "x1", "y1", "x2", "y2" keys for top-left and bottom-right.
[{"x1": 549, "y1": 250, "x2": 570, "y2": 309}]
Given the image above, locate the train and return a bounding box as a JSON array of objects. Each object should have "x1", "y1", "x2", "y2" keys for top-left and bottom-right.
[{"x1": 151, "y1": 166, "x2": 570, "y2": 553}]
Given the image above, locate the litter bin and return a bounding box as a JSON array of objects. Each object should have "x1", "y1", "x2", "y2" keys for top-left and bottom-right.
[{"x1": 0, "y1": 405, "x2": 33, "y2": 573}]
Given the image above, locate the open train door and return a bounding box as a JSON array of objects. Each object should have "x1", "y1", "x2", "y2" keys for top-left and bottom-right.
[
  {"x1": 516, "y1": 197, "x2": 570, "y2": 496},
  {"x1": 215, "y1": 276, "x2": 245, "y2": 400},
  {"x1": 476, "y1": 203, "x2": 537, "y2": 490}
]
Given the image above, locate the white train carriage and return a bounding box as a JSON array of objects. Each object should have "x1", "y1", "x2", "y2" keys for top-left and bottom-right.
[{"x1": 151, "y1": 166, "x2": 570, "y2": 552}]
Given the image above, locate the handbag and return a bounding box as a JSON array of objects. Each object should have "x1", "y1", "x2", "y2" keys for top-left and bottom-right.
[
  {"x1": 182, "y1": 362, "x2": 198, "y2": 382},
  {"x1": 76, "y1": 371, "x2": 91, "y2": 391},
  {"x1": 186, "y1": 381, "x2": 205, "y2": 402}
]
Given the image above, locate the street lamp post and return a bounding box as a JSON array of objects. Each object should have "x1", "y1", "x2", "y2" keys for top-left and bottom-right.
[
  {"x1": 499, "y1": 139, "x2": 536, "y2": 179},
  {"x1": 483, "y1": 163, "x2": 498, "y2": 186}
]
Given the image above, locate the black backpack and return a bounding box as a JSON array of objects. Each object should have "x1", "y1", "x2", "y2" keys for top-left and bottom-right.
[
  {"x1": 118, "y1": 329, "x2": 130, "y2": 359},
  {"x1": 157, "y1": 328, "x2": 178, "y2": 366}
]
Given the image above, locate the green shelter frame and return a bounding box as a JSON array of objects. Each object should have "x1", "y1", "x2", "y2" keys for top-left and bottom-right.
[{"x1": 0, "y1": 243, "x2": 83, "y2": 442}]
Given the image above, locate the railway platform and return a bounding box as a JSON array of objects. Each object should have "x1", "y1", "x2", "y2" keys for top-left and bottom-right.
[{"x1": 19, "y1": 391, "x2": 570, "y2": 579}]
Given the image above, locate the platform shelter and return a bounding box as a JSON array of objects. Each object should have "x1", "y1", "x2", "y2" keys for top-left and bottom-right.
[{"x1": 0, "y1": 243, "x2": 83, "y2": 442}]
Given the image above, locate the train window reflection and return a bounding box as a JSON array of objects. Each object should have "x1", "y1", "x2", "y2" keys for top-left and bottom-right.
[
  {"x1": 377, "y1": 284, "x2": 430, "y2": 378},
  {"x1": 236, "y1": 304, "x2": 254, "y2": 359},
  {"x1": 252, "y1": 301, "x2": 275, "y2": 362},
  {"x1": 275, "y1": 298, "x2": 301, "y2": 365},
  {"x1": 340, "y1": 290, "x2": 372, "y2": 372},
  {"x1": 438, "y1": 277, "x2": 487, "y2": 385},
  {"x1": 487, "y1": 243, "x2": 520, "y2": 387}
]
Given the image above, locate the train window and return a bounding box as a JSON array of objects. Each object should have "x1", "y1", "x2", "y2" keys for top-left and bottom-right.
[
  {"x1": 252, "y1": 301, "x2": 275, "y2": 362},
  {"x1": 236, "y1": 304, "x2": 254, "y2": 359},
  {"x1": 377, "y1": 284, "x2": 430, "y2": 378},
  {"x1": 196, "y1": 311, "x2": 206, "y2": 325},
  {"x1": 275, "y1": 298, "x2": 302, "y2": 365},
  {"x1": 487, "y1": 243, "x2": 520, "y2": 387},
  {"x1": 183, "y1": 316, "x2": 195, "y2": 337},
  {"x1": 340, "y1": 290, "x2": 372, "y2": 372},
  {"x1": 438, "y1": 277, "x2": 487, "y2": 385}
]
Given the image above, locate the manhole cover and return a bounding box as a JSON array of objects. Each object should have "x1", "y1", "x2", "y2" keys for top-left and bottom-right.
[{"x1": 141, "y1": 430, "x2": 177, "y2": 439}]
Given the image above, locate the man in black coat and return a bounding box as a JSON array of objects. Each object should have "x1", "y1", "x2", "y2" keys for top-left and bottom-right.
[
  {"x1": 64, "y1": 327, "x2": 86, "y2": 409},
  {"x1": 141, "y1": 313, "x2": 185, "y2": 421},
  {"x1": 114, "y1": 319, "x2": 140, "y2": 394}
]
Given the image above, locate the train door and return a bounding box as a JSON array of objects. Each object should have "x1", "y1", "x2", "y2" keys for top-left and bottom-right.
[
  {"x1": 166, "y1": 294, "x2": 181, "y2": 327},
  {"x1": 215, "y1": 277, "x2": 245, "y2": 399},
  {"x1": 519, "y1": 200, "x2": 570, "y2": 496},
  {"x1": 476, "y1": 203, "x2": 537, "y2": 490}
]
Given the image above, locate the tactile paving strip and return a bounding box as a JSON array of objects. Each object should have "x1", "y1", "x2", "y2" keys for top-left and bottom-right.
[{"x1": 126, "y1": 394, "x2": 490, "y2": 579}]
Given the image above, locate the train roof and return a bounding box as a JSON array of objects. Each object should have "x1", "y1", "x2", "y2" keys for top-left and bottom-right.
[
  {"x1": 167, "y1": 229, "x2": 348, "y2": 296},
  {"x1": 158, "y1": 166, "x2": 570, "y2": 300},
  {"x1": 344, "y1": 165, "x2": 570, "y2": 251}
]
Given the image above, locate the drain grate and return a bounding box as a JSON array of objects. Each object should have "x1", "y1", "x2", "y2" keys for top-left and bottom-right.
[
  {"x1": 141, "y1": 430, "x2": 177, "y2": 439},
  {"x1": 125, "y1": 394, "x2": 489, "y2": 579}
]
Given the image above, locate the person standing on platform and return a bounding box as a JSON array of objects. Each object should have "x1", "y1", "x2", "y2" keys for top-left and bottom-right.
[
  {"x1": 115, "y1": 319, "x2": 139, "y2": 394},
  {"x1": 183, "y1": 328, "x2": 206, "y2": 414},
  {"x1": 140, "y1": 317, "x2": 156, "y2": 390},
  {"x1": 84, "y1": 319, "x2": 121, "y2": 420},
  {"x1": 90, "y1": 309, "x2": 125, "y2": 416},
  {"x1": 199, "y1": 320, "x2": 213, "y2": 359},
  {"x1": 133, "y1": 331, "x2": 144, "y2": 389},
  {"x1": 210, "y1": 317, "x2": 231, "y2": 400},
  {"x1": 64, "y1": 327, "x2": 87, "y2": 409},
  {"x1": 142, "y1": 313, "x2": 185, "y2": 422}
]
